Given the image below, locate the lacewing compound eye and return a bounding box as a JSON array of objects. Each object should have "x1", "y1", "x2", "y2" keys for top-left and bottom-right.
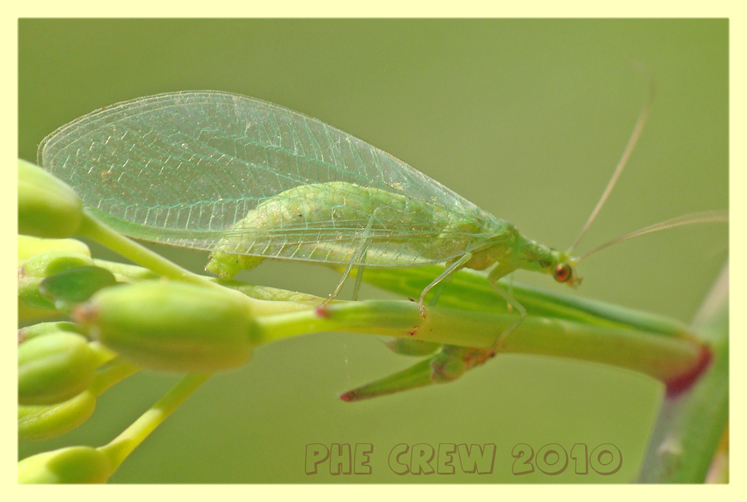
[{"x1": 553, "y1": 263, "x2": 572, "y2": 283}]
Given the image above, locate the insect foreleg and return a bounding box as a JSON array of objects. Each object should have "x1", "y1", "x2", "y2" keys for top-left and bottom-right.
[
  {"x1": 322, "y1": 209, "x2": 379, "y2": 305},
  {"x1": 351, "y1": 260, "x2": 367, "y2": 302},
  {"x1": 418, "y1": 252, "x2": 473, "y2": 315},
  {"x1": 486, "y1": 268, "x2": 527, "y2": 348},
  {"x1": 427, "y1": 273, "x2": 455, "y2": 307}
]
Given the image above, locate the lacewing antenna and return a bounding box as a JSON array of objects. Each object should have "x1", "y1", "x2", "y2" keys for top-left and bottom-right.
[
  {"x1": 567, "y1": 73, "x2": 656, "y2": 256},
  {"x1": 575, "y1": 210, "x2": 728, "y2": 263}
]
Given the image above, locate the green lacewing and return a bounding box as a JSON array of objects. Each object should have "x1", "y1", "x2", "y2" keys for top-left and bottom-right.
[{"x1": 37, "y1": 91, "x2": 724, "y2": 311}]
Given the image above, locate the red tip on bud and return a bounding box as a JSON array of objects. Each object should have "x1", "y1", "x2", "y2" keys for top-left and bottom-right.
[
  {"x1": 339, "y1": 391, "x2": 356, "y2": 402},
  {"x1": 71, "y1": 302, "x2": 98, "y2": 329}
]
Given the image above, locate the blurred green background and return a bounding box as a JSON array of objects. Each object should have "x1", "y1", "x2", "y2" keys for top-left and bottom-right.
[{"x1": 18, "y1": 19, "x2": 727, "y2": 483}]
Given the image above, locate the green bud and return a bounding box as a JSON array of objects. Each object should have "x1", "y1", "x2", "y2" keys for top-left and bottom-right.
[
  {"x1": 19, "y1": 251, "x2": 95, "y2": 310},
  {"x1": 386, "y1": 338, "x2": 442, "y2": 356},
  {"x1": 340, "y1": 359, "x2": 434, "y2": 402},
  {"x1": 18, "y1": 278, "x2": 55, "y2": 311},
  {"x1": 74, "y1": 281, "x2": 256, "y2": 372},
  {"x1": 429, "y1": 353, "x2": 467, "y2": 384},
  {"x1": 40, "y1": 265, "x2": 117, "y2": 311},
  {"x1": 18, "y1": 321, "x2": 86, "y2": 344},
  {"x1": 18, "y1": 159, "x2": 83, "y2": 238},
  {"x1": 21, "y1": 250, "x2": 94, "y2": 278},
  {"x1": 18, "y1": 301, "x2": 60, "y2": 323},
  {"x1": 18, "y1": 235, "x2": 90, "y2": 263},
  {"x1": 18, "y1": 446, "x2": 111, "y2": 484},
  {"x1": 19, "y1": 333, "x2": 98, "y2": 405},
  {"x1": 19, "y1": 390, "x2": 96, "y2": 442}
]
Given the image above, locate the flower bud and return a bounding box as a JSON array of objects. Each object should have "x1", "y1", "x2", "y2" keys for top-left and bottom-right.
[
  {"x1": 19, "y1": 391, "x2": 96, "y2": 442},
  {"x1": 18, "y1": 446, "x2": 111, "y2": 484},
  {"x1": 18, "y1": 251, "x2": 95, "y2": 310},
  {"x1": 19, "y1": 321, "x2": 86, "y2": 344},
  {"x1": 429, "y1": 353, "x2": 467, "y2": 384},
  {"x1": 18, "y1": 235, "x2": 90, "y2": 263},
  {"x1": 74, "y1": 281, "x2": 257, "y2": 372},
  {"x1": 18, "y1": 159, "x2": 83, "y2": 239},
  {"x1": 21, "y1": 250, "x2": 94, "y2": 278},
  {"x1": 18, "y1": 333, "x2": 98, "y2": 405},
  {"x1": 39, "y1": 265, "x2": 117, "y2": 311},
  {"x1": 18, "y1": 302, "x2": 60, "y2": 323},
  {"x1": 340, "y1": 359, "x2": 433, "y2": 402}
]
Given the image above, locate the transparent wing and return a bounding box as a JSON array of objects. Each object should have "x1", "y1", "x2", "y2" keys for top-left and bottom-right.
[{"x1": 39, "y1": 91, "x2": 502, "y2": 266}]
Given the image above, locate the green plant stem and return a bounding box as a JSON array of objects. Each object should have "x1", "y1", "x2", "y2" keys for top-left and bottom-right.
[
  {"x1": 78, "y1": 213, "x2": 221, "y2": 291},
  {"x1": 357, "y1": 265, "x2": 693, "y2": 338},
  {"x1": 24, "y1": 236, "x2": 708, "y2": 387},
  {"x1": 91, "y1": 259, "x2": 159, "y2": 281},
  {"x1": 638, "y1": 262, "x2": 728, "y2": 482},
  {"x1": 255, "y1": 300, "x2": 703, "y2": 383},
  {"x1": 89, "y1": 359, "x2": 141, "y2": 397},
  {"x1": 97, "y1": 372, "x2": 212, "y2": 474}
]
